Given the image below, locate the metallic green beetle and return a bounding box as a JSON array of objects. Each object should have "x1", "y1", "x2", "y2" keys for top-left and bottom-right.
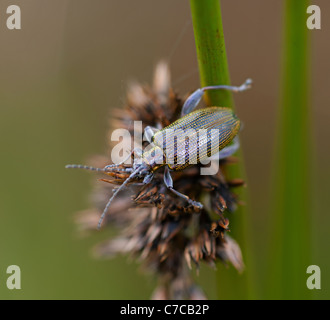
[{"x1": 66, "y1": 79, "x2": 252, "y2": 228}]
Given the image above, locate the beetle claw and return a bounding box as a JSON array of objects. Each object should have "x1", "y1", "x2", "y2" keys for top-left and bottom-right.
[{"x1": 190, "y1": 200, "x2": 203, "y2": 211}]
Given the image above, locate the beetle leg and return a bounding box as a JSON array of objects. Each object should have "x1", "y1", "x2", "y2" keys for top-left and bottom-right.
[
  {"x1": 164, "y1": 166, "x2": 203, "y2": 210},
  {"x1": 210, "y1": 136, "x2": 240, "y2": 160},
  {"x1": 143, "y1": 173, "x2": 154, "y2": 184},
  {"x1": 202, "y1": 78, "x2": 252, "y2": 93},
  {"x1": 144, "y1": 126, "x2": 159, "y2": 143},
  {"x1": 181, "y1": 88, "x2": 204, "y2": 116},
  {"x1": 181, "y1": 79, "x2": 252, "y2": 117}
]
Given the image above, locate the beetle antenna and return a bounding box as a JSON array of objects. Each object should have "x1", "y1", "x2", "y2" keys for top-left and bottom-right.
[
  {"x1": 65, "y1": 164, "x2": 112, "y2": 172},
  {"x1": 97, "y1": 167, "x2": 140, "y2": 229}
]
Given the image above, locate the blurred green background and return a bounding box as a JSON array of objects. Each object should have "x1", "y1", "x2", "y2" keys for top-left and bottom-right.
[{"x1": 0, "y1": 0, "x2": 329, "y2": 299}]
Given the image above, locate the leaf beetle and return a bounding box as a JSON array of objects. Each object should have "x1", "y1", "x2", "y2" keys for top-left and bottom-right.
[{"x1": 66, "y1": 78, "x2": 252, "y2": 228}]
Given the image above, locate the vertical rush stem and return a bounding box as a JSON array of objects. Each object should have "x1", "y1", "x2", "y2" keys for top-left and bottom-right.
[
  {"x1": 190, "y1": 0, "x2": 233, "y2": 109},
  {"x1": 269, "y1": 0, "x2": 311, "y2": 299},
  {"x1": 190, "y1": 0, "x2": 254, "y2": 299}
]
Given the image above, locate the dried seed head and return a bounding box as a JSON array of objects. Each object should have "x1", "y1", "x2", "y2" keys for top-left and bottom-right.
[{"x1": 74, "y1": 62, "x2": 245, "y2": 299}]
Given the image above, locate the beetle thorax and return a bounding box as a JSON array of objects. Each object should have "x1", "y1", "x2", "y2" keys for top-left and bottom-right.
[{"x1": 141, "y1": 146, "x2": 165, "y2": 172}]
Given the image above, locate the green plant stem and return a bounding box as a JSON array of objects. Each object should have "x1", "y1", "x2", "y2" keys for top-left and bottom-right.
[
  {"x1": 190, "y1": 0, "x2": 233, "y2": 108},
  {"x1": 190, "y1": 0, "x2": 255, "y2": 299},
  {"x1": 269, "y1": 0, "x2": 311, "y2": 299}
]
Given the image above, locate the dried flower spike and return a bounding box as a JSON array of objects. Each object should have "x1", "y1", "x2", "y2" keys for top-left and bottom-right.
[{"x1": 70, "y1": 62, "x2": 246, "y2": 299}]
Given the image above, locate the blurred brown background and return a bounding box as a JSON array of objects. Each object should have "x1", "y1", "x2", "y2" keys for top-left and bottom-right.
[{"x1": 0, "y1": 0, "x2": 328, "y2": 299}]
